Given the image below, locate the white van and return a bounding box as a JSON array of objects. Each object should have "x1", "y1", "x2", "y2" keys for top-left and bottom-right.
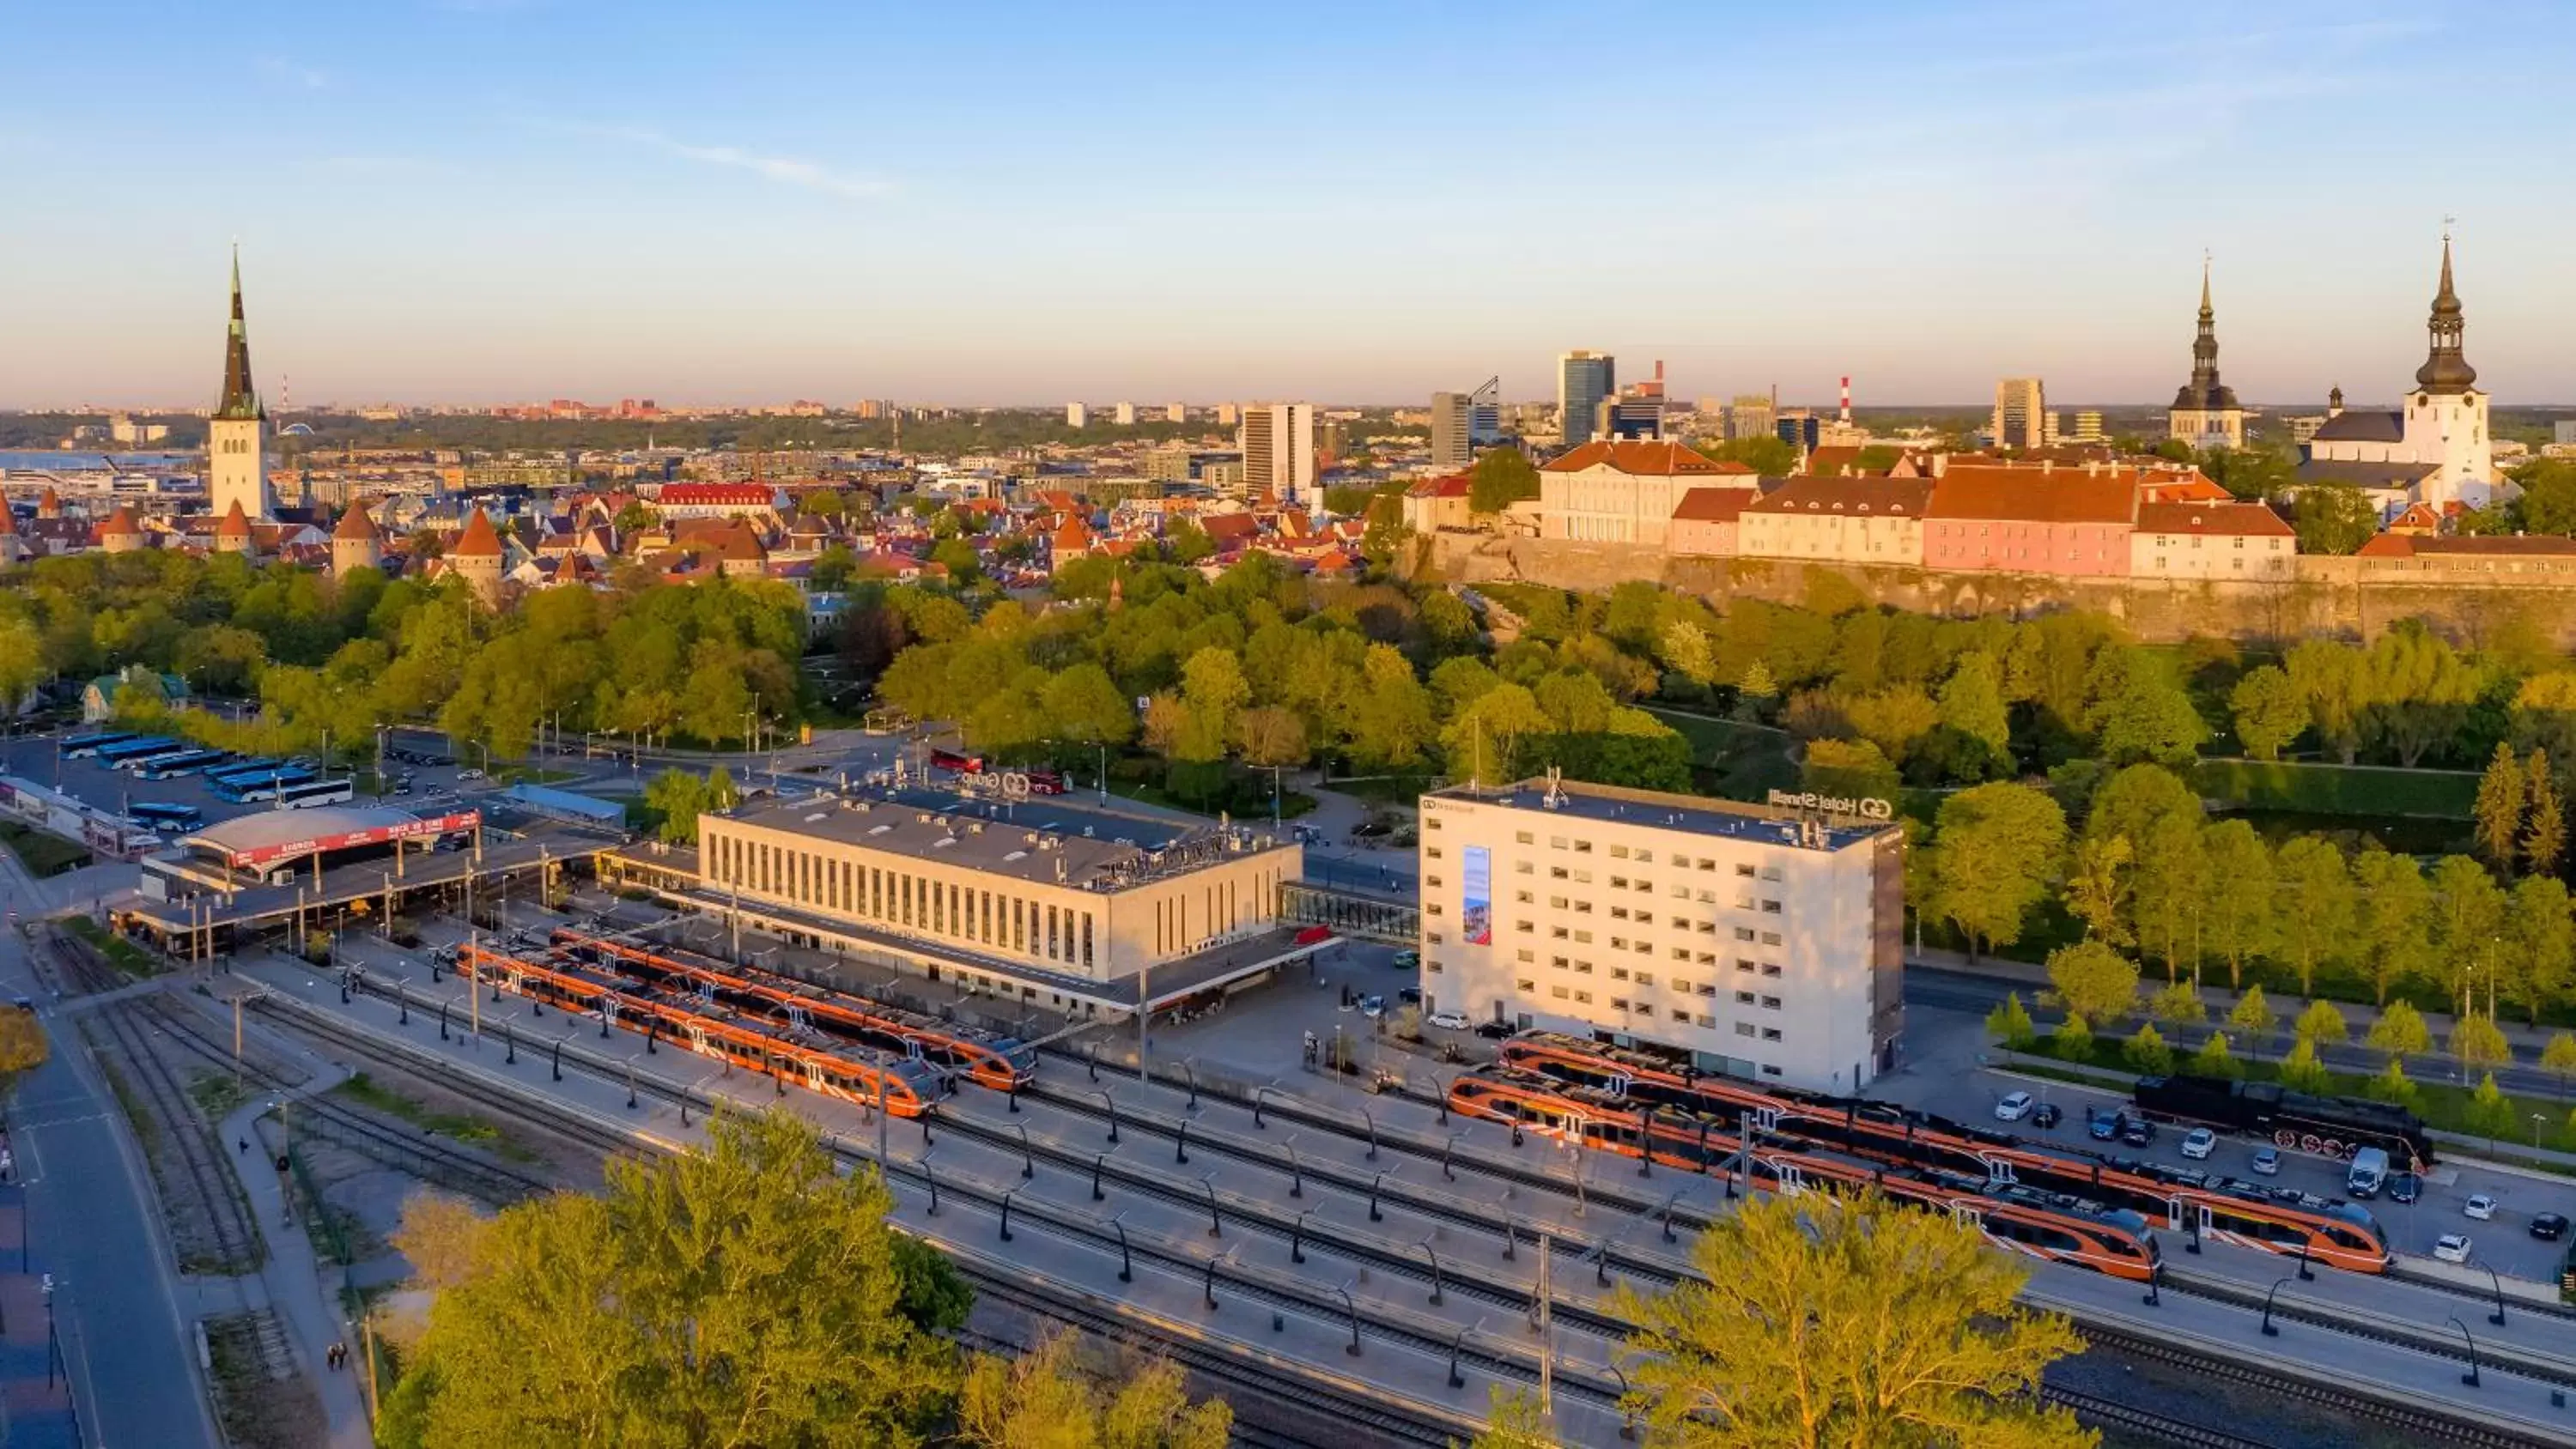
[{"x1": 2346, "y1": 1145, "x2": 2389, "y2": 1198}]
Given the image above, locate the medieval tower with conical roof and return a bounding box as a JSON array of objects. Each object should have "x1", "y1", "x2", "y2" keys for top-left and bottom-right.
[
  {"x1": 2166, "y1": 259, "x2": 2245, "y2": 452},
  {"x1": 447, "y1": 506, "x2": 507, "y2": 606},
  {"x1": 332, "y1": 499, "x2": 384, "y2": 579},
  {"x1": 209, "y1": 247, "x2": 276, "y2": 523}
]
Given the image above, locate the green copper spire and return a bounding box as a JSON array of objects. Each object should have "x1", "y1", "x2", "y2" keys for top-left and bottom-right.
[{"x1": 216, "y1": 245, "x2": 263, "y2": 422}]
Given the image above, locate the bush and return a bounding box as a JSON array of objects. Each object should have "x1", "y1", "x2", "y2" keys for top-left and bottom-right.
[
  {"x1": 1985, "y1": 993, "x2": 2038, "y2": 1052},
  {"x1": 2123, "y1": 1023, "x2": 2173, "y2": 1076},
  {"x1": 2190, "y1": 759, "x2": 2477, "y2": 819}
]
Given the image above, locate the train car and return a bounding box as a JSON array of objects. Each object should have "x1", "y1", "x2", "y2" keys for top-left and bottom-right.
[
  {"x1": 455, "y1": 943, "x2": 948, "y2": 1116},
  {"x1": 1498, "y1": 1032, "x2": 2389, "y2": 1275},
  {"x1": 2133, "y1": 1075, "x2": 2434, "y2": 1172},
  {"x1": 550, "y1": 929, "x2": 1037, "y2": 1090},
  {"x1": 1449, "y1": 1070, "x2": 2161, "y2": 1282}
]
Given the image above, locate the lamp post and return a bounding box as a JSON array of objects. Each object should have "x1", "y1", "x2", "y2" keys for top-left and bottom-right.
[
  {"x1": 2448, "y1": 1316, "x2": 2482, "y2": 1389},
  {"x1": 2481, "y1": 1264, "x2": 2507, "y2": 1327},
  {"x1": 1334, "y1": 1283, "x2": 1361, "y2": 1356},
  {"x1": 1419, "y1": 1239, "x2": 1444, "y2": 1307},
  {"x1": 2258, "y1": 1275, "x2": 2293, "y2": 1337}
]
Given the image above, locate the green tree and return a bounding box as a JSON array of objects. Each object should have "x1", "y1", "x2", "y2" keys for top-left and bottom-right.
[
  {"x1": 2293, "y1": 997, "x2": 2348, "y2": 1047},
  {"x1": 2227, "y1": 986, "x2": 2276, "y2": 1062},
  {"x1": 2189, "y1": 1030, "x2": 2240, "y2": 1079},
  {"x1": 2045, "y1": 941, "x2": 2139, "y2": 1026},
  {"x1": 2227, "y1": 664, "x2": 2306, "y2": 761},
  {"x1": 2124, "y1": 1022, "x2": 2174, "y2": 1076},
  {"x1": 2464, "y1": 1072, "x2": 2515, "y2": 1146},
  {"x1": 2365, "y1": 1000, "x2": 2431, "y2": 1065},
  {"x1": 2526, "y1": 751, "x2": 2566, "y2": 876},
  {"x1": 387, "y1": 1110, "x2": 959, "y2": 1448},
  {"x1": 1801, "y1": 738, "x2": 1899, "y2": 803},
  {"x1": 1987, "y1": 992, "x2": 2038, "y2": 1052},
  {"x1": 2131, "y1": 812, "x2": 2209, "y2": 984},
  {"x1": 2054, "y1": 1012, "x2": 2095, "y2": 1063},
  {"x1": 2064, "y1": 834, "x2": 2135, "y2": 949},
  {"x1": 2199, "y1": 819, "x2": 2274, "y2": 990},
  {"x1": 2427, "y1": 853, "x2": 2507, "y2": 1016},
  {"x1": 1466, "y1": 448, "x2": 1541, "y2": 514},
  {"x1": 2292, "y1": 482, "x2": 2378, "y2": 555},
  {"x1": 1698, "y1": 433, "x2": 1801, "y2": 476},
  {"x1": 2147, "y1": 980, "x2": 2208, "y2": 1025},
  {"x1": 2094, "y1": 672, "x2": 2208, "y2": 768},
  {"x1": 2448, "y1": 1013, "x2": 2512, "y2": 1085},
  {"x1": 1926, "y1": 783, "x2": 2068, "y2": 959},
  {"x1": 1933, "y1": 651, "x2": 2012, "y2": 780},
  {"x1": 957, "y1": 1331, "x2": 1230, "y2": 1449},
  {"x1": 1042, "y1": 664, "x2": 1139, "y2": 749},
  {"x1": 2366, "y1": 1056, "x2": 2419, "y2": 1106},
  {"x1": 2541, "y1": 1031, "x2": 2576, "y2": 1094},
  {"x1": 2353, "y1": 848, "x2": 2433, "y2": 1003},
  {"x1": 2278, "y1": 1036, "x2": 2331, "y2": 1093},
  {"x1": 2286, "y1": 639, "x2": 2372, "y2": 764},
  {"x1": 1613, "y1": 1190, "x2": 2096, "y2": 1449},
  {"x1": 2272, "y1": 837, "x2": 2354, "y2": 997},
  {"x1": 2473, "y1": 741, "x2": 2527, "y2": 872},
  {"x1": 1468, "y1": 1388, "x2": 1556, "y2": 1449},
  {"x1": 642, "y1": 768, "x2": 711, "y2": 844},
  {"x1": 2504, "y1": 875, "x2": 2573, "y2": 1027},
  {"x1": 1233, "y1": 706, "x2": 1308, "y2": 769}
]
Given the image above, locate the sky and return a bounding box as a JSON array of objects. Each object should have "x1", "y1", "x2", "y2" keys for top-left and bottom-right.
[{"x1": 3, "y1": 0, "x2": 2574, "y2": 409}]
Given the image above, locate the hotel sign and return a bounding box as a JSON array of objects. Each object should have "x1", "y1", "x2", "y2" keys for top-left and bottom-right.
[{"x1": 1767, "y1": 790, "x2": 1895, "y2": 822}]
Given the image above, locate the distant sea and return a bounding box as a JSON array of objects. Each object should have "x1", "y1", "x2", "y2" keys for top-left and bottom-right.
[{"x1": 0, "y1": 451, "x2": 197, "y2": 472}]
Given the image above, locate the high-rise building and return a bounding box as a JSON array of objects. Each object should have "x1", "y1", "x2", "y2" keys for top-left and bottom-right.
[
  {"x1": 1238, "y1": 403, "x2": 1315, "y2": 506},
  {"x1": 1775, "y1": 409, "x2": 1820, "y2": 456},
  {"x1": 2167, "y1": 262, "x2": 2246, "y2": 452},
  {"x1": 1066, "y1": 403, "x2": 1089, "y2": 428},
  {"x1": 1166, "y1": 403, "x2": 1188, "y2": 424},
  {"x1": 1113, "y1": 402, "x2": 1137, "y2": 426},
  {"x1": 1415, "y1": 777, "x2": 1905, "y2": 1094},
  {"x1": 2071, "y1": 410, "x2": 2106, "y2": 444},
  {"x1": 1431, "y1": 391, "x2": 1473, "y2": 470},
  {"x1": 1558, "y1": 350, "x2": 1615, "y2": 448},
  {"x1": 1991, "y1": 378, "x2": 2046, "y2": 451},
  {"x1": 1727, "y1": 394, "x2": 1776, "y2": 444},
  {"x1": 208, "y1": 247, "x2": 274, "y2": 523},
  {"x1": 1213, "y1": 403, "x2": 1239, "y2": 427}
]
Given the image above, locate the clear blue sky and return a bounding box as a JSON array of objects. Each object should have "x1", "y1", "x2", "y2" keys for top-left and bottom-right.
[{"x1": 3, "y1": 0, "x2": 2572, "y2": 409}]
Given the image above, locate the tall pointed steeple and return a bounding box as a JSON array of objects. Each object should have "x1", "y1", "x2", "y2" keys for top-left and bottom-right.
[
  {"x1": 2415, "y1": 231, "x2": 2477, "y2": 392},
  {"x1": 216, "y1": 244, "x2": 264, "y2": 422},
  {"x1": 2172, "y1": 258, "x2": 2237, "y2": 410}
]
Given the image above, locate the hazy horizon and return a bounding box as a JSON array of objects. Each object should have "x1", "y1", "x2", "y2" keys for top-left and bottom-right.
[{"x1": 5, "y1": 1, "x2": 2573, "y2": 410}]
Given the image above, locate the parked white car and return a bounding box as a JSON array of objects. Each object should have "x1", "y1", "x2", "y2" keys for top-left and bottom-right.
[
  {"x1": 1993, "y1": 1091, "x2": 2033, "y2": 1122},
  {"x1": 2433, "y1": 1233, "x2": 2473, "y2": 1264},
  {"x1": 1425, "y1": 1010, "x2": 1471, "y2": 1031},
  {"x1": 2180, "y1": 1127, "x2": 2216, "y2": 1160}
]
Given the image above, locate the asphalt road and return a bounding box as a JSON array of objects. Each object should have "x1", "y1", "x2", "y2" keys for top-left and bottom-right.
[{"x1": 0, "y1": 858, "x2": 218, "y2": 1449}]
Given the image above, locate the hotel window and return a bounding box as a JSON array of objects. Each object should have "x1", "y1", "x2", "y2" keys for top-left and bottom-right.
[
  {"x1": 1760, "y1": 932, "x2": 1781, "y2": 947},
  {"x1": 1736, "y1": 991, "x2": 1756, "y2": 1004},
  {"x1": 1608, "y1": 846, "x2": 1629, "y2": 859},
  {"x1": 1573, "y1": 991, "x2": 1593, "y2": 1004},
  {"x1": 1426, "y1": 848, "x2": 1443, "y2": 860},
  {"x1": 1516, "y1": 890, "x2": 1534, "y2": 904},
  {"x1": 1760, "y1": 900, "x2": 1782, "y2": 914},
  {"x1": 1573, "y1": 930, "x2": 1593, "y2": 944},
  {"x1": 1426, "y1": 876, "x2": 1443, "y2": 889},
  {"x1": 1576, "y1": 961, "x2": 1594, "y2": 974},
  {"x1": 1636, "y1": 973, "x2": 1654, "y2": 987},
  {"x1": 1515, "y1": 831, "x2": 1534, "y2": 844},
  {"x1": 1548, "y1": 895, "x2": 1567, "y2": 909},
  {"x1": 1696, "y1": 1014, "x2": 1716, "y2": 1028},
  {"x1": 1762, "y1": 1028, "x2": 1783, "y2": 1042},
  {"x1": 1736, "y1": 1023, "x2": 1757, "y2": 1038},
  {"x1": 1610, "y1": 997, "x2": 1630, "y2": 1013},
  {"x1": 1609, "y1": 876, "x2": 1628, "y2": 889},
  {"x1": 1760, "y1": 995, "x2": 1782, "y2": 1010},
  {"x1": 1573, "y1": 840, "x2": 1593, "y2": 854},
  {"x1": 1612, "y1": 967, "x2": 1631, "y2": 981},
  {"x1": 1635, "y1": 851, "x2": 1653, "y2": 864},
  {"x1": 1671, "y1": 1009, "x2": 1691, "y2": 1023},
  {"x1": 1516, "y1": 862, "x2": 1534, "y2": 875}
]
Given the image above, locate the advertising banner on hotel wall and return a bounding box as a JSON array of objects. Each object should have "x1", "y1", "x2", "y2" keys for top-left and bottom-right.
[{"x1": 1461, "y1": 846, "x2": 1492, "y2": 946}]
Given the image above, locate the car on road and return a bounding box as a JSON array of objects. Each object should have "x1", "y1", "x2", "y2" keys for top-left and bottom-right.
[
  {"x1": 2117, "y1": 1117, "x2": 2156, "y2": 1148},
  {"x1": 2030, "y1": 1102, "x2": 2062, "y2": 1130},
  {"x1": 2180, "y1": 1127, "x2": 2217, "y2": 1160},
  {"x1": 1397, "y1": 986, "x2": 1422, "y2": 1006},
  {"x1": 458, "y1": 767, "x2": 486, "y2": 780},
  {"x1": 2530, "y1": 1212, "x2": 2569, "y2": 1241},
  {"x1": 1473, "y1": 1020, "x2": 1514, "y2": 1040},
  {"x1": 2433, "y1": 1233, "x2": 2474, "y2": 1264},
  {"x1": 1993, "y1": 1091, "x2": 2033, "y2": 1122},
  {"x1": 1426, "y1": 1010, "x2": 1471, "y2": 1031},
  {"x1": 2087, "y1": 1107, "x2": 2122, "y2": 1142},
  {"x1": 2251, "y1": 1145, "x2": 2281, "y2": 1176},
  {"x1": 1358, "y1": 994, "x2": 1385, "y2": 1020},
  {"x1": 2387, "y1": 1172, "x2": 2422, "y2": 1203},
  {"x1": 1391, "y1": 949, "x2": 1419, "y2": 970},
  {"x1": 2464, "y1": 1193, "x2": 2497, "y2": 1221}
]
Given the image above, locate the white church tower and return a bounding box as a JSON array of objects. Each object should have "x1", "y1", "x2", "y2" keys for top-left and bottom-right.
[
  {"x1": 208, "y1": 247, "x2": 274, "y2": 522},
  {"x1": 2403, "y1": 233, "x2": 2493, "y2": 511}
]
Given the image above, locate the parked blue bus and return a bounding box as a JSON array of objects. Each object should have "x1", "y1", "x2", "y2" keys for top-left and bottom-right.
[
  {"x1": 213, "y1": 768, "x2": 315, "y2": 803},
  {"x1": 60, "y1": 731, "x2": 137, "y2": 758},
  {"x1": 95, "y1": 737, "x2": 182, "y2": 767},
  {"x1": 129, "y1": 803, "x2": 205, "y2": 833},
  {"x1": 273, "y1": 778, "x2": 355, "y2": 810},
  {"x1": 137, "y1": 749, "x2": 230, "y2": 780},
  {"x1": 205, "y1": 760, "x2": 289, "y2": 786}
]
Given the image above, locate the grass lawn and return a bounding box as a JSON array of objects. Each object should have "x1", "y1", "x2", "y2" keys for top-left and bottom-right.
[
  {"x1": 2192, "y1": 758, "x2": 2479, "y2": 819},
  {"x1": 1109, "y1": 779, "x2": 1317, "y2": 822},
  {"x1": 491, "y1": 766, "x2": 582, "y2": 787},
  {"x1": 0, "y1": 820, "x2": 89, "y2": 877},
  {"x1": 1644, "y1": 707, "x2": 1799, "y2": 803},
  {"x1": 330, "y1": 1071, "x2": 538, "y2": 1162},
  {"x1": 60, "y1": 913, "x2": 161, "y2": 978}
]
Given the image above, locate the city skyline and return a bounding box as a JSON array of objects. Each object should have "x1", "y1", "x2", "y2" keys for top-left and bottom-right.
[{"x1": 6, "y1": 2, "x2": 2576, "y2": 407}]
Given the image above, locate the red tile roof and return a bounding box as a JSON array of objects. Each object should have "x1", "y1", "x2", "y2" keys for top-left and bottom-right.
[
  {"x1": 1925, "y1": 468, "x2": 2137, "y2": 524},
  {"x1": 2135, "y1": 501, "x2": 2293, "y2": 538},
  {"x1": 2359, "y1": 534, "x2": 2576, "y2": 559},
  {"x1": 1541, "y1": 441, "x2": 1747, "y2": 477},
  {"x1": 1748, "y1": 476, "x2": 1935, "y2": 516},
  {"x1": 1406, "y1": 473, "x2": 1473, "y2": 499},
  {"x1": 1669, "y1": 487, "x2": 1760, "y2": 523},
  {"x1": 451, "y1": 507, "x2": 506, "y2": 558}
]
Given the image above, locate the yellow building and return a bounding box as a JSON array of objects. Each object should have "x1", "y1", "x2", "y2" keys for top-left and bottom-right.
[{"x1": 690, "y1": 790, "x2": 1309, "y2": 1016}]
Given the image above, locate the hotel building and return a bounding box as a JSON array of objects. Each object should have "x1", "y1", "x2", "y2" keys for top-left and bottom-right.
[{"x1": 1415, "y1": 778, "x2": 1903, "y2": 1094}]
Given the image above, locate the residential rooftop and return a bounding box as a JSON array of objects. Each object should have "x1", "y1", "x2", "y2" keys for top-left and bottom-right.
[
  {"x1": 1421, "y1": 777, "x2": 1892, "y2": 852},
  {"x1": 714, "y1": 785, "x2": 1295, "y2": 890}
]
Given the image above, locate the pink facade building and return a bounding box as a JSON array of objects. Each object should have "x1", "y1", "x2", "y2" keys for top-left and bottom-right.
[{"x1": 1922, "y1": 465, "x2": 2138, "y2": 579}]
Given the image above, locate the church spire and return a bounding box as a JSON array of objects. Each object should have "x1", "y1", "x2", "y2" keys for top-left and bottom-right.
[
  {"x1": 2172, "y1": 258, "x2": 2235, "y2": 411},
  {"x1": 216, "y1": 245, "x2": 263, "y2": 422},
  {"x1": 2415, "y1": 230, "x2": 2477, "y2": 392}
]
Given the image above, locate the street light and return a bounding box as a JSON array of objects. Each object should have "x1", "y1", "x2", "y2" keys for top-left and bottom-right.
[
  {"x1": 2447, "y1": 1316, "x2": 2482, "y2": 1389},
  {"x1": 2258, "y1": 1275, "x2": 2293, "y2": 1337}
]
